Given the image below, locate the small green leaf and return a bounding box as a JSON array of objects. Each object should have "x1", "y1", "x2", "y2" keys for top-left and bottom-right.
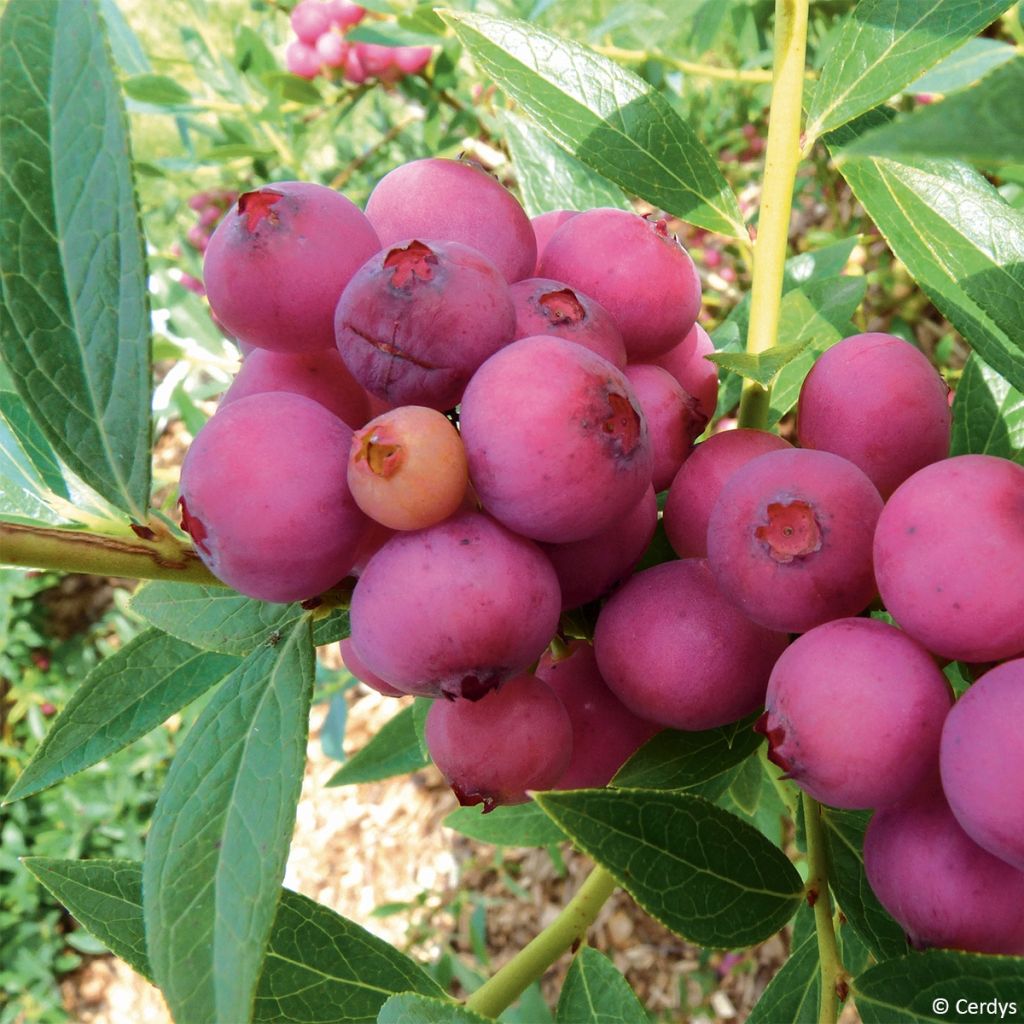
[
  {"x1": 821, "y1": 808, "x2": 909, "y2": 962},
  {"x1": 504, "y1": 112, "x2": 628, "y2": 217},
  {"x1": 806, "y1": 0, "x2": 1015, "y2": 140},
  {"x1": 4, "y1": 629, "x2": 238, "y2": 803},
  {"x1": 0, "y1": 391, "x2": 67, "y2": 499},
  {"x1": 377, "y1": 994, "x2": 489, "y2": 1024},
  {"x1": 440, "y1": 10, "x2": 744, "y2": 237},
  {"x1": 443, "y1": 801, "x2": 566, "y2": 847},
  {"x1": 854, "y1": 950, "x2": 1024, "y2": 1023},
  {"x1": 24, "y1": 858, "x2": 445, "y2": 1023},
  {"x1": 747, "y1": 906, "x2": 820, "y2": 1024},
  {"x1": 0, "y1": 0, "x2": 152, "y2": 518},
  {"x1": 143, "y1": 620, "x2": 315, "y2": 1024},
  {"x1": 613, "y1": 714, "x2": 761, "y2": 791},
  {"x1": 0, "y1": 395, "x2": 69, "y2": 525},
  {"x1": 535, "y1": 788, "x2": 803, "y2": 947},
  {"x1": 908, "y1": 37, "x2": 1017, "y2": 96},
  {"x1": 828, "y1": 111, "x2": 1024, "y2": 393},
  {"x1": 951, "y1": 354, "x2": 1024, "y2": 463},
  {"x1": 840, "y1": 58, "x2": 1024, "y2": 168},
  {"x1": 261, "y1": 71, "x2": 324, "y2": 105},
  {"x1": 556, "y1": 946, "x2": 647, "y2": 1024},
  {"x1": 767, "y1": 276, "x2": 867, "y2": 426},
  {"x1": 131, "y1": 582, "x2": 349, "y2": 655},
  {"x1": 347, "y1": 23, "x2": 441, "y2": 47},
  {"x1": 123, "y1": 73, "x2": 192, "y2": 106},
  {"x1": 707, "y1": 339, "x2": 813, "y2": 388},
  {"x1": 327, "y1": 704, "x2": 429, "y2": 786}
]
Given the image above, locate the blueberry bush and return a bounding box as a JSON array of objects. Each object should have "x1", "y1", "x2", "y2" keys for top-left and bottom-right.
[{"x1": 2, "y1": 1, "x2": 1023, "y2": 1022}]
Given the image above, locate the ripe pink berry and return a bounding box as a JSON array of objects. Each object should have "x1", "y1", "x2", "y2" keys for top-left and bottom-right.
[
  {"x1": 757, "y1": 618, "x2": 952, "y2": 809},
  {"x1": 537, "y1": 641, "x2": 659, "y2": 789},
  {"x1": 797, "y1": 333, "x2": 951, "y2": 498},
  {"x1": 285, "y1": 40, "x2": 322, "y2": 79},
  {"x1": 392, "y1": 46, "x2": 432, "y2": 76},
  {"x1": 865, "y1": 787, "x2": 1024, "y2": 955},
  {"x1": 594, "y1": 560, "x2": 789, "y2": 731},
  {"x1": 291, "y1": 0, "x2": 331, "y2": 43},
  {"x1": 339, "y1": 637, "x2": 403, "y2": 698},
  {"x1": 663, "y1": 428, "x2": 792, "y2": 559},
  {"x1": 179, "y1": 393, "x2": 368, "y2": 603},
  {"x1": 652, "y1": 323, "x2": 718, "y2": 423},
  {"x1": 873, "y1": 455, "x2": 1024, "y2": 662},
  {"x1": 425, "y1": 673, "x2": 572, "y2": 810},
  {"x1": 509, "y1": 277, "x2": 626, "y2": 368},
  {"x1": 315, "y1": 32, "x2": 347, "y2": 68},
  {"x1": 459, "y1": 336, "x2": 653, "y2": 543},
  {"x1": 530, "y1": 210, "x2": 578, "y2": 273},
  {"x1": 204, "y1": 181, "x2": 380, "y2": 354},
  {"x1": 706, "y1": 448, "x2": 882, "y2": 633},
  {"x1": 940, "y1": 657, "x2": 1024, "y2": 870},
  {"x1": 365, "y1": 158, "x2": 536, "y2": 283},
  {"x1": 326, "y1": 0, "x2": 365, "y2": 27},
  {"x1": 538, "y1": 208, "x2": 701, "y2": 361}
]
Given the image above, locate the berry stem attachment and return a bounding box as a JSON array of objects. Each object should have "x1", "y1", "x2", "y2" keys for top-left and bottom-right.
[
  {"x1": 737, "y1": 0, "x2": 810, "y2": 431},
  {"x1": 464, "y1": 864, "x2": 617, "y2": 1018},
  {"x1": 802, "y1": 791, "x2": 848, "y2": 1024}
]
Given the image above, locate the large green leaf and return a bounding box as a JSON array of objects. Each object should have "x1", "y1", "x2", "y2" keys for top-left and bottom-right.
[
  {"x1": 747, "y1": 906, "x2": 820, "y2": 1024},
  {"x1": 806, "y1": 0, "x2": 1015, "y2": 140},
  {"x1": 443, "y1": 800, "x2": 566, "y2": 848},
  {"x1": 24, "y1": 858, "x2": 444, "y2": 1024},
  {"x1": 441, "y1": 10, "x2": 745, "y2": 238},
  {"x1": 840, "y1": 57, "x2": 1024, "y2": 168},
  {"x1": 327, "y1": 703, "x2": 429, "y2": 787},
  {"x1": 555, "y1": 946, "x2": 647, "y2": 1024},
  {"x1": 829, "y1": 111, "x2": 1024, "y2": 393},
  {"x1": 854, "y1": 950, "x2": 1024, "y2": 1023},
  {"x1": 143, "y1": 620, "x2": 315, "y2": 1024},
  {"x1": 951, "y1": 353, "x2": 1024, "y2": 463},
  {"x1": 821, "y1": 808, "x2": 909, "y2": 962},
  {"x1": 503, "y1": 112, "x2": 628, "y2": 218},
  {"x1": 376, "y1": 994, "x2": 490, "y2": 1024},
  {"x1": 4, "y1": 629, "x2": 238, "y2": 803},
  {"x1": 131, "y1": 581, "x2": 349, "y2": 655},
  {"x1": 612, "y1": 713, "x2": 761, "y2": 791},
  {"x1": 0, "y1": 0, "x2": 151, "y2": 518},
  {"x1": 908, "y1": 37, "x2": 1017, "y2": 96},
  {"x1": 535, "y1": 788, "x2": 803, "y2": 948}
]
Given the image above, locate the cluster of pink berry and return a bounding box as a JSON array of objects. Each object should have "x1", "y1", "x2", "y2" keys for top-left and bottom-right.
[
  {"x1": 177, "y1": 157, "x2": 1024, "y2": 959},
  {"x1": 176, "y1": 188, "x2": 238, "y2": 297},
  {"x1": 285, "y1": 0, "x2": 432, "y2": 85}
]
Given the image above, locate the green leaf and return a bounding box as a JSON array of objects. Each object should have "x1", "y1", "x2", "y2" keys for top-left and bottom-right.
[
  {"x1": 443, "y1": 800, "x2": 566, "y2": 847},
  {"x1": 98, "y1": 0, "x2": 149, "y2": 75},
  {"x1": 951, "y1": 354, "x2": 1024, "y2": 463},
  {"x1": 707, "y1": 339, "x2": 814, "y2": 388},
  {"x1": 535, "y1": 788, "x2": 803, "y2": 947},
  {"x1": 377, "y1": 994, "x2": 489, "y2": 1024},
  {"x1": 840, "y1": 58, "x2": 1024, "y2": 168},
  {"x1": 25, "y1": 858, "x2": 444, "y2": 1023},
  {"x1": 0, "y1": 392, "x2": 69, "y2": 524},
  {"x1": 123, "y1": 73, "x2": 192, "y2": 106},
  {"x1": 907, "y1": 37, "x2": 1017, "y2": 96},
  {"x1": 4, "y1": 629, "x2": 238, "y2": 803},
  {"x1": 347, "y1": 23, "x2": 441, "y2": 47},
  {"x1": 440, "y1": 10, "x2": 744, "y2": 238},
  {"x1": 143, "y1": 620, "x2": 315, "y2": 1024},
  {"x1": 327, "y1": 704, "x2": 429, "y2": 786},
  {"x1": 821, "y1": 808, "x2": 909, "y2": 962},
  {"x1": 612, "y1": 713, "x2": 762, "y2": 791},
  {"x1": 504, "y1": 112, "x2": 628, "y2": 218},
  {"x1": 828, "y1": 111, "x2": 1024, "y2": 393},
  {"x1": 131, "y1": 581, "x2": 349, "y2": 655},
  {"x1": 747, "y1": 906, "x2": 820, "y2": 1024},
  {"x1": 767, "y1": 276, "x2": 867, "y2": 426},
  {"x1": 556, "y1": 946, "x2": 647, "y2": 1024},
  {"x1": 806, "y1": 0, "x2": 1015, "y2": 140},
  {"x1": 0, "y1": 0, "x2": 151, "y2": 518},
  {"x1": 854, "y1": 950, "x2": 1024, "y2": 1023},
  {"x1": 0, "y1": 390, "x2": 67, "y2": 498}
]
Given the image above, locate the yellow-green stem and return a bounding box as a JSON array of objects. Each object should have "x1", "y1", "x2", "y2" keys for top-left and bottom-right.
[
  {"x1": 0, "y1": 521, "x2": 219, "y2": 585},
  {"x1": 737, "y1": 0, "x2": 810, "y2": 430},
  {"x1": 802, "y1": 791, "x2": 848, "y2": 1024},
  {"x1": 465, "y1": 865, "x2": 617, "y2": 1018}
]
